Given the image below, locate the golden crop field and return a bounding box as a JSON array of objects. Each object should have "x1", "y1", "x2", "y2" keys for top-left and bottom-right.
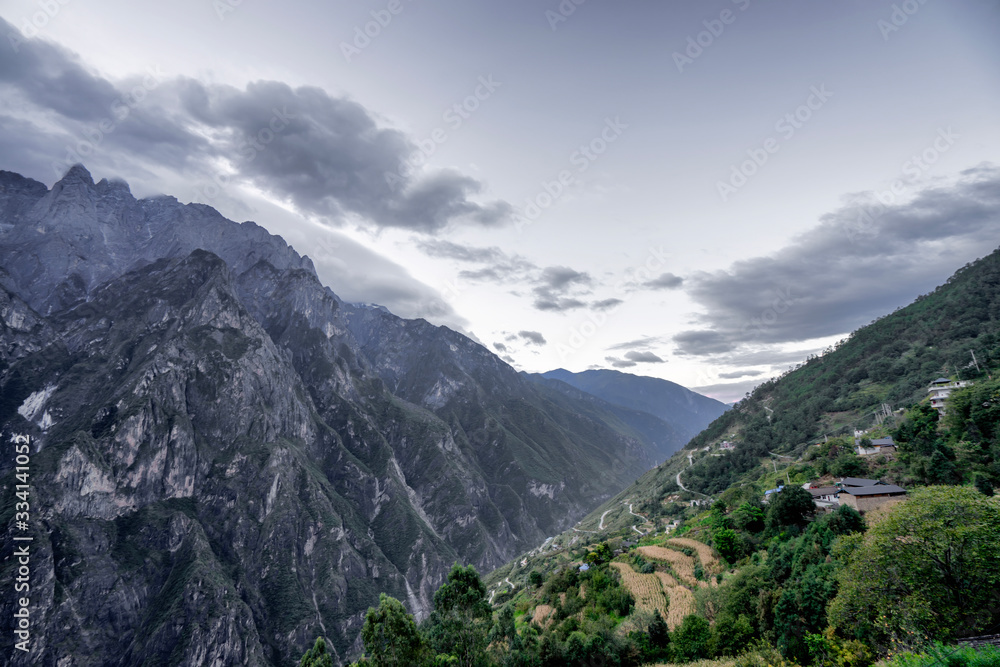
[
  {"x1": 660, "y1": 578, "x2": 695, "y2": 629},
  {"x1": 531, "y1": 604, "x2": 554, "y2": 627},
  {"x1": 611, "y1": 562, "x2": 667, "y2": 616},
  {"x1": 655, "y1": 571, "x2": 679, "y2": 588},
  {"x1": 667, "y1": 538, "x2": 720, "y2": 573},
  {"x1": 637, "y1": 545, "x2": 699, "y2": 586}
]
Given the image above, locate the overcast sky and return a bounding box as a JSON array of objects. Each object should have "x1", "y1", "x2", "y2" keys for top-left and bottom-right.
[{"x1": 2, "y1": 0, "x2": 999, "y2": 402}]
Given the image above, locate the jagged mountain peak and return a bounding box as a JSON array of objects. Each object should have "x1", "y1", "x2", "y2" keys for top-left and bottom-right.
[{"x1": 0, "y1": 164, "x2": 687, "y2": 665}]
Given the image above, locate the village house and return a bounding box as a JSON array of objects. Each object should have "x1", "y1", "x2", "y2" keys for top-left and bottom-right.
[
  {"x1": 838, "y1": 483, "x2": 907, "y2": 513},
  {"x1": 855, "y1": 436, "x2": 897, "y2": 457},
  {"x1": 807, "y1": 485, "x2": 841, "y2": 509},
  {"x1": 838, "y1": 477, "x2": 884, "y2": 488},
  {"x1": 928, "y1": 377, "x2": 972, "y2": 415}
]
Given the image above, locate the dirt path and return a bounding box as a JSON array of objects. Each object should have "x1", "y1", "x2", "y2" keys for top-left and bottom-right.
[{"x1": 598, "y1": 509, "x2": 613, "y2": 530}]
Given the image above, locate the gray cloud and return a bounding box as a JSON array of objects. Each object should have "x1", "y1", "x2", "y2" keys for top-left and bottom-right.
[
  {"x1": 493, "y1": 342, "x2": 508, "y2": 353},
  {"x1": 624, "y1": 350, "x2": 665, "y2": 363},
  {"x1": 605, "y1": 356, "x2": 637, "y2": 368},
  {"x1": 718, "y1": 370, "x2": 764, "y2": 379},
  {"x1": 416, "y1": 240, "x2": 537, "y2": 283},
  {"x1": 691, "y1": 378, "x2": 767, "y2": 404},
  {"x1": 607, "y1": 336, "x2": 666, "y2": 351},
  {"x1": 532, "y1": 266, "x2": 592, "y2": 312},
  {"x1": 517, "y1": 331, "x2": 547, "y2": 346},
  {"x1": 644, "y1": 272, "x2": 684, "y2": 289},
  {"x1": 674, "y1": 165, "x2": 1000, "y2": 356},
  {"x1": 592, "y1": 298, "x2": 624, "y2": 311},
  {"x1": 0, "y1": 20, "x2": 512, "y2": 234}
]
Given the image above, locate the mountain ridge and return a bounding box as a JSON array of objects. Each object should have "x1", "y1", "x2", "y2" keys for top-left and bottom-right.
[{"x1": 0, "y1": 165, "x2": 682, "y2": 665}]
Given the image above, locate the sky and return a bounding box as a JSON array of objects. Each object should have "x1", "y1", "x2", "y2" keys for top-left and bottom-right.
[{"x1": 1, "y1": 0, "x2": 999, "y2": 402}]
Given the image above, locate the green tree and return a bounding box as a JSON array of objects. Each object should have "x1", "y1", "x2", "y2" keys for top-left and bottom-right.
[
  {"x1": 733, "y1": 502, "x2": 766, "y2": 533},
  {"x1": 359, "y1": 594, "x2": 428, "y2": 666},
  {"x1": 831, "y1": 453, "x2": 869, "y2": 478},
  {"x1": 424, "y1": 564, "x2": 493, "y2": 667},
  {"x1": 828, "y1": 486, "x2": 1000, "y2": 652},
  {"x1": 300, "y1": 637, "x2": 335, "y2": 667},
  {"x1": 713, "y1": 527, "x2": 744, "y2": 564},
  {"x1": 672, "y1": 614, "x2": 712, "y2": 661},
  {"x1": 766, "y1": 486, "x2": 815, "y2": 531},
  {"x1": 649, "y1": 608, "x2": 670, "y2": 654},
  {"x1": 585, "y1": 541, "x2": 613, "y2": 566}
]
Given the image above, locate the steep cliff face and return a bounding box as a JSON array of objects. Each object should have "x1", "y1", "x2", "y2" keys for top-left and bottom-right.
[{"x1": 0, "y1": 167, "x2": 659, "y2": 665}]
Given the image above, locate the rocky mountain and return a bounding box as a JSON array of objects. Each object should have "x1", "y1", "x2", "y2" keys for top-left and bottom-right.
[
  {"x1": 0, "y1": 166, "x2": 661, "y2": 665},
  {"x1": 535, "y1": 369, "x2": 729, "y2": 458}
]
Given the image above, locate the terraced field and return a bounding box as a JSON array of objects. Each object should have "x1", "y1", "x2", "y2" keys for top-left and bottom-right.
[
  {"x1": 667, "y1": 537, "x2": 721, "y2": 574},
  {"x1": 637, "y1": 545, "x2": 699, "y2": 586},
  {"x1": 611, "y1": 562, "x2": 667, "y2": 616},
  {"x1": 658, "y1": 574, "x2": 695, "y2": 629},
  {"x1": 532, "y1": 604, "x2": 554, "y2": 627}
]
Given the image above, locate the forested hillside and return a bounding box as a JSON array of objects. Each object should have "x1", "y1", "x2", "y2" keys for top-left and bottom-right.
[
  {"x1": 340, "y1": 247, "x2": 1000, "y2": 667},
  {"x1": 683, "y1": 247, "x2": 1000, "y2": 494}
]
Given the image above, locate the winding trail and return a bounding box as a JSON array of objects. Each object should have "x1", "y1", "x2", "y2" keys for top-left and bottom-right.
[
  {"x1": 598, "y1": 509, "x2": 612, "y2": 530},
  {"x1": 676, "y1": 471, "x2": 691, "y2": 493}
]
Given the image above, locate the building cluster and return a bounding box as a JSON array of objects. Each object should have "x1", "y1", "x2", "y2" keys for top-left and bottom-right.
[
  {"x1": 805, "y1": 477, "x2": 907, "y2": 513},
  {"x1": 763, "y1": 477, "x2": 907, "y2": 514}
]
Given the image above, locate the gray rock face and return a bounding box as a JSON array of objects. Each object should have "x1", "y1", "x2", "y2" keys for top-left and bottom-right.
[{"x1": 0, "y1": 167, "x2": 660, "y2": 665}]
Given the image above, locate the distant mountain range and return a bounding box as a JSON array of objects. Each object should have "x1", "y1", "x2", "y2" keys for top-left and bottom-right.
[
  {"x1": 527, "y1": 369, "x2": 729, "y2": 461},
  {"x1": 0, "y1": 166, "x2": 721, "y2": 665}
]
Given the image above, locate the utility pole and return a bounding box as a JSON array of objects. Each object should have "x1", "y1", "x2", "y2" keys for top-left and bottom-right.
[{"x1": 971, "y1": 350, "x2": 981, "y2": 374}]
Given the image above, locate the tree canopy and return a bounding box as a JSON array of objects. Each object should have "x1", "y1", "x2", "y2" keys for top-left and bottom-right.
[{"x1": 828, "y1": 486, "x2": 1000, "y2": 651}]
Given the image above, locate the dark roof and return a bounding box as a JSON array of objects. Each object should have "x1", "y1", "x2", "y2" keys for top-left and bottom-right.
[
  {"x1": 931, "y1": 378, "x2": 951, "y2": 385},
  {"x1": 840, "y1": 477, "x2": 883, "y2": 487},
  {"x1": 871, "y1": 437, "x2": 895, "y2": 446},
  {"x1": 839, "y1": 484, "x2": 906, "y2": 497},
  {"x1": 809, "y1": 486, "x2": 839, "y2": 497}
]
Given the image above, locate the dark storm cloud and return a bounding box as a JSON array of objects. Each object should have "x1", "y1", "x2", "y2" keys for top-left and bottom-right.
[
  {"x1": 643, "y1": 273, "x2": 684, "y2": 290},
  {"x1": 0, "y1": 20, "x2": 512, "y2": 233},
  {"x1": 605, "y1": 356, "x2": 637, "y2": 369},
  {"x1": 674, "y1": 165, "x2": 1000, "y2": 356}
]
